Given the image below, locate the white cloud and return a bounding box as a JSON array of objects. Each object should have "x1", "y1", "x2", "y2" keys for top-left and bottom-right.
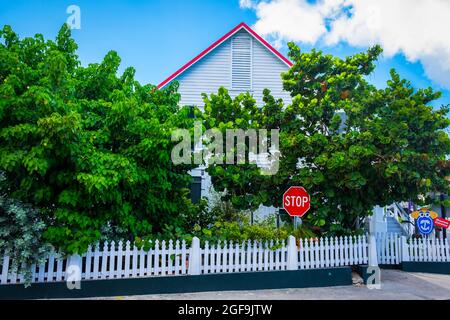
[
  {"x1": 242, "y1": 0, "x2": 450, "y2": 90},
  {"x1": 239, "y1": 0, "x2": 256, "y2": 9}
]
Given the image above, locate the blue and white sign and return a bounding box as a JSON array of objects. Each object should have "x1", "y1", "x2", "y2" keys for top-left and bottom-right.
[
  {"x1": 416, "y1": 215, "x2": 434, "y2": 235},
  {"x1": 411, "y1": 208, "x2": 438, "y2": 236}
]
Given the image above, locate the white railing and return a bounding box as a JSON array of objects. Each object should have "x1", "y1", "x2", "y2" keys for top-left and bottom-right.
[
  {"x1": 0, "y1": 235, "x2": 370, "y2": 285},
  {"x1": 385, "y1": 202, "x2": 415, "y2": 236}
]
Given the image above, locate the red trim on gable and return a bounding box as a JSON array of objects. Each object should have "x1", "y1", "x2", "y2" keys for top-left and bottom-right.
[{"x1": 157, "y1": 22, "x2": 292, "y2": 89}]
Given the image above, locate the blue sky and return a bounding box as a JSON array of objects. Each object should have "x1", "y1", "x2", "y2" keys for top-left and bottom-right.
[{"x1": 1, "y1": 0, "x2": 448, "y2": 107}]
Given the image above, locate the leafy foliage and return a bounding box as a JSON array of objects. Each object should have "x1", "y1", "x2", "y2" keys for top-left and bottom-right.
[
  {"x1": 204, "y1": 44, "x2": 450, "y2": 235},
  {"x1": 188, "y1": 212, "x2": 317, "y2": 247},
  {"x1": 0, "y1": 24, "x2": 198, "y2": 253},
  {"x1": 198, "y1": 218, "x2": 288, "y2": 245},
  {"x1": 202, "y1": 89, "x2": 275, "y2": 213},
  {"x1": 208, "y1": 193, "x2": 247, "y2": 223},
  {"x1": 0, "y1": 174, "x2": 52, "y2": 286}
]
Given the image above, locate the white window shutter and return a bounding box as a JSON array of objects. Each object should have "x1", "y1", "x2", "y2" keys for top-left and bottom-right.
[{"x1": 231, "y1": 34, "x2": 252, "y2": 91}]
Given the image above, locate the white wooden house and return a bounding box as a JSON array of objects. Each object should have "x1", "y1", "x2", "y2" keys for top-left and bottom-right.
[{"x1": 158, "y1": 22, "x2": 292, "y2": 216}]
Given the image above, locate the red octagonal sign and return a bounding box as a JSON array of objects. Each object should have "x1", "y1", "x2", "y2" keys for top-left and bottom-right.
[{"x1": 283, "y1": 186, "x2": 310, "y2": 217}]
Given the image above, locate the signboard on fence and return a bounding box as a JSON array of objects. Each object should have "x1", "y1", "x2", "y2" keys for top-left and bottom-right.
[
  {"x1": 434, "y1": 217, "x2": 450, "y2": 229},
  {"x1": 283, "y1": 186, "x2": 310, "y2": 217}
]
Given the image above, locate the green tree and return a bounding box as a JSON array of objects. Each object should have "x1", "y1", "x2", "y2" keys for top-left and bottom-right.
[
  {"x1": 202, "y1": 89, "x2": 268, "y2": 217},
  {"x1": 0, "y1": 24, "x2": 198, "y2": 254},
  {"x1": 204, "y1": 43, "x2": 450, "y2": 235}
]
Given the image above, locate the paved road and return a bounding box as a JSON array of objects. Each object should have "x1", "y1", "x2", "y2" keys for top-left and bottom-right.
[{"x1": 89, "y1": 270, "x2": 450, "y2": 300}]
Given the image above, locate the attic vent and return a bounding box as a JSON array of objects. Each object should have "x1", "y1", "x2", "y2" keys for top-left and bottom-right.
[{"x1": 231, "y1": 34, "x2": 252, "y2": 91}]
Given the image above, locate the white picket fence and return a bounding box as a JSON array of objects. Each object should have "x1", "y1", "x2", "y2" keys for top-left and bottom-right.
[
  {"x1": 375, "y1": 233, "x2": 402, "y2": 265},
  {"x1": 402, "y1": 236, "x2": 450, "y2": 262},
  {"x1": 200, "y1": 239, "x2": 288, "y2": 274},
  {"x1": 199, "y1": 235, "x2": 369, "y2": 274},
  {"x1": 2, "y1": 233, "x2": 448, "y2": 285},
  {"x1": 0, "y1": 235, "x2": 369, "y2": 285},
  {"x1": 297, "y1": 235, "x2": 368, "y2": 269},
  {"x1": 374, "y1": 233, "x2": 450, "y2": 263},
  {"x1": 0, "y1": 239, "x2": 189, "y2": 285}
]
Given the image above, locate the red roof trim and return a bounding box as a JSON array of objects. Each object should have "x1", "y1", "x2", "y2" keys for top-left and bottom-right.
[{"x1": 157, "y1": 22, "x2": 293, "y2": 89}]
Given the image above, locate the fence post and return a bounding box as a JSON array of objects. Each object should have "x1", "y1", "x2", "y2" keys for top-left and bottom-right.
[
  {"x1": 1, "y1": 253, "x2": 9, "y2": 284},
  {"x1": 287, "y1": 235, "x2": 298, "y2": 270},
  {"x1": 401, "y1": 236, "x2": 409, "y2": 262},
  {"x1": 368, "y1": 235, "x2": 378, "y2": 267},
  {"x1": 369, "y1": 205, "x2": 387, "y2": 234},
  {"x1": 66, "y1": 254, "x2": 82, "y2": 289},
  {"x1": 188, "y1": 237, "x2": 201, "y2": 275}
]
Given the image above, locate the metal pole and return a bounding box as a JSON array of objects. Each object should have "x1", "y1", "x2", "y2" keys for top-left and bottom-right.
[
  {"x1": 413, "y1": 202, "x2": 419, "y2": 236},
  {"x1": 441, "y1": 193, "x2": 447, "y2": 239},
  {"x1": 293, "y1": 217, "x2": 302, "y2": 230},
  {"x1": 276, "y1": 208, "x2": 280, "y2": 229}
]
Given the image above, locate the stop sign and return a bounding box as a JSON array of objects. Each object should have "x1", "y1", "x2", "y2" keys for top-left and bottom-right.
[{"x1": 283, "y1": 186, "x2": 310, "y2": 217}]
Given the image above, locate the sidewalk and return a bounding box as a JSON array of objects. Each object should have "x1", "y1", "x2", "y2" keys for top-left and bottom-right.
[{"x1": 87, "y1": 270, "x2": 450, "y2": 300}]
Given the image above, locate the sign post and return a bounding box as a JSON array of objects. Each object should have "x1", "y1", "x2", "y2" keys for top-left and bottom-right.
[
  {"x1": 440, "y1": 194, "x2": 447, "y2": 239},
  {"x1": 293, "y1": 217, "x2": 303, "y2": 230},
  {"x1": 283, "y1": 186, "x2": 311, "y2": 219}
]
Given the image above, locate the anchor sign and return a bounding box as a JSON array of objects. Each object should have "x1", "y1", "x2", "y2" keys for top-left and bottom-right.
[{"x1": 410, "y1": 208, "x2": 438, "y2": 235}]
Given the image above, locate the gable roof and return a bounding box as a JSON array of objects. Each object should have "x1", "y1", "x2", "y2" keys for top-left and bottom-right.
[{"x1": 157, "y1": 22, "x2": 293, "y2": 89}]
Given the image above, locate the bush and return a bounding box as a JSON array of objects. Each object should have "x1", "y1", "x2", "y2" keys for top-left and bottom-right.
[
  {"x1": 208, "y1": 194, "x2": 248, "y2": 224},
  {"x1": 191, "y1": 213, "x2": 316, "y2": 246},
  {"x1": 0, "y1": 179, "x2": 52, "y2": 286}
]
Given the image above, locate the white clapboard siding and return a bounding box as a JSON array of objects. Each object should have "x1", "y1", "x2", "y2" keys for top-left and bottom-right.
[
  {"x1": 251, "y1": 34, "x2": 291, "y2": 105},
  {"x1": 176, "y1": 38, "x2": 231, "y2": 108},
  {"x1": 173, "y1": 28, "x2": 292, "y2": 108}
]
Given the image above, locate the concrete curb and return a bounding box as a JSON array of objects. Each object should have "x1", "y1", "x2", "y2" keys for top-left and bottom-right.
[{"x1": 0, "y1": 267, "x2": 352, "y2": 299}]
